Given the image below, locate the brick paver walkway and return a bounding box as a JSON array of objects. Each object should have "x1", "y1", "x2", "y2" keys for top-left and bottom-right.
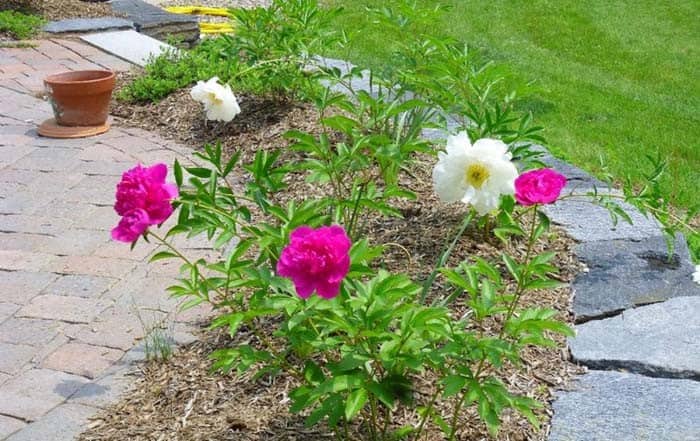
[{"x1": 0, "y1": 39, "x2": 211, "y2": 440}]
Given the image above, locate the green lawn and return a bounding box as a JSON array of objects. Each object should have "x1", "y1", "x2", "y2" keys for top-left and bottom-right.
[{"x1": 324, "y1": 0, "x2": 700, "y2": 212}]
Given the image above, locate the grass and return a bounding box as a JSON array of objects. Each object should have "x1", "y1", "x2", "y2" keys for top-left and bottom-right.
[
  {"x1": 324, "y1": 0, "x2": 700, "y2": 213},
  {"x1": 0, "y1": 9, "x2": 45, "y2": 40}
]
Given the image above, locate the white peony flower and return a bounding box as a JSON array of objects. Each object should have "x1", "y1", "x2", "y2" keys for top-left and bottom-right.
[
  {"x1": 190, "y1": 77, "x2": 241, "y2": 122},
  {"x1": 693, "y1": 265, "x2": 700, "y2": 285},
  {"x1": 432, "y1": 131, "x2": 518, "y2": 215}
]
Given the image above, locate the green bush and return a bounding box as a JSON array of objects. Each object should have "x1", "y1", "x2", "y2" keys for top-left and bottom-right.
[
  {"x1": 0, "y1": 10, "x2": 45, "y2": 40},
  {"x1": 120, "y1": 0, "x2": 336, "y2": 103}
]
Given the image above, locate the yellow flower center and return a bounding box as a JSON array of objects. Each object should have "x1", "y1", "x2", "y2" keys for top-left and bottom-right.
[
  {"x1": 465, "y1": 163, "x2": 490, "y2": 189},
  {"x1": 208, "y1": 92, "x2": 223, "y2": 104}
]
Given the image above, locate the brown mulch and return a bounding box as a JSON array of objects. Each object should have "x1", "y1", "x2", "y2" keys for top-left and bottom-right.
[
  {"x1": 80, "y1": 77, "x2": 586, "y2": 441},
  {"x1": 2, "y1": 0, "x2": 116, "y2": 20}
]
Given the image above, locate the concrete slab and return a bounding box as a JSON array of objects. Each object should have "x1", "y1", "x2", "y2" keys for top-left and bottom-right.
[{"x1": 81, "y1": 30, "x2": 174, "y2": 67}]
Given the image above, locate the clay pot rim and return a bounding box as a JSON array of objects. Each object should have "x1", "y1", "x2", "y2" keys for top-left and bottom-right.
[{"x1": 44, "y1": 70, "x2": 116, "y2": 85}]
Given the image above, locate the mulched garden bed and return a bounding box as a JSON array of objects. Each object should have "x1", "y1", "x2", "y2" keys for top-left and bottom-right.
[{"x1": 78, "y1": 76, "x2": 586, "y2": 440}]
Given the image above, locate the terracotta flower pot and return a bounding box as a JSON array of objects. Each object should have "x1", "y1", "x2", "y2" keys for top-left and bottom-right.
[{"x1": 44, "y1": 70, "x2": 116, "y2": 127}]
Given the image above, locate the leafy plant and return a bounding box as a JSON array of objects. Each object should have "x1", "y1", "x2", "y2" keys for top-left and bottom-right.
[
  {"x1": 125, "y1": 142, "x2": 578, "y2": 440},
  {"x1": 119, "y1": 0, "x2": 339, "y2": 103},
  {"x1": 0, "y1": 10, "x2": 45, "y2": 40}
]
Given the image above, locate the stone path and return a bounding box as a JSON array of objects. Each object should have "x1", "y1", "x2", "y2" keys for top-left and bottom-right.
[
  {"x1": 541, "y1": 158, "x2": 700, "y2": 439},
  {"x1": 0, "y1": 39, "x2": 212, "y2": 440}
]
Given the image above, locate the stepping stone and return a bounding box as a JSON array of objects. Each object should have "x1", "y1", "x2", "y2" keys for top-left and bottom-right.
[
  {"x1": 540, "y1": 153, "x2": 607, "y2": 189},
  {"x1": 570, "y1": 296, "x2": 700, "y2": 379},
  {"x1": 549, "y1": 370, "x2": 700, "y2": 441},
  {"x1": 44, "y1": 18, "x2": 134, "y2": 34},
  {"x1": 110, "y1": 0, "x2": 199, "y2": 46},
  {"x1": 81, "y1": 30, "x2": 174, "y2": 68},
  {"x1": 543, "y1": 192, "x2": 661, "y2": 242},
  {"x1": 571, "y1": 234, "x2": 698, "y2": 321}
]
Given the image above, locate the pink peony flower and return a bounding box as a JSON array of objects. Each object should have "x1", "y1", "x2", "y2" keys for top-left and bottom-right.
[
  {"x1": 114, "y1": 163, "x2": 178, "y2": 225},
  {"x1": 276, "y1": 225, "x2": 352, "y2": 300},
  {"x1": 514, "y1": 168, "x2": 567, "y2": 206},
  {"x1": 111, "y1": 208, "x2": 150, "y2": 243}
]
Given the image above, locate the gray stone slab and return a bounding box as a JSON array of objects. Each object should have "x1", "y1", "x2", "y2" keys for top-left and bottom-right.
[
  {"x1": 539, "y1": 153, "x2": 608, "y2": 190},
  {"x1": 572, "y1": 234, "x2": 699, "y2": 321},
  {"x1": 543, "y1": 192, "x2": 662, "y2": 242},
  {"x1": 570, "y1": 297, "x2": 700, "y2": 379},
  {"x1": 110, "y1": 0, "x2": 199, "y2": 45},
  {"x1": 549, "y1": 370, "x2": 700, "y2": 441},
  {"x1": 44, "y1": 17, "x2": 134, "y2": 34},
  {"x1": 81, "y1": 30, "x2": 174, "y2": 67}
]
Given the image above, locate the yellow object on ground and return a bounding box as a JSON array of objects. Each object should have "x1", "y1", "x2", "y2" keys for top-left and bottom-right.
[
  {"x1": 164, "y1": 6, "x2": 234, "y2": 34},
  {"x1": 164, "y1": 6, "x2": 231, "y2": 17},
  {"x1": 199, "y1": 22, "x2": 234, "y2": 34}
]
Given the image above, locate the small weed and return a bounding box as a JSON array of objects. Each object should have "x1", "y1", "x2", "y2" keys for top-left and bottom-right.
[
  {"x1": 132, "y1": 303, "x2": 175, "y2": 362},
  {"x1": 0, "y1": 10, "x2": 45, "y2": 40},
  {"x1": 143, "y1": 326, "x2": 174, "y2": 361}
]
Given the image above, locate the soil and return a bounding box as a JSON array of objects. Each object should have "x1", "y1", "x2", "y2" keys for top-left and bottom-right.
[
  {"x1": 79, "y1": 75, "x2": 586, "y2": 441},
  {"x1": 2, "y1": 0, "x2": 116, "y2": 20}
]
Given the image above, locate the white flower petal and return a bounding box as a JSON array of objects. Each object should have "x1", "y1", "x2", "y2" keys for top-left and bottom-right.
[
  {"x1": 472, "y1": 138, "x2": 509, "y2": 158},
  {"x1": 190, "y1": 77, "x2": 241, "y2": 122},
  {"x1": 445, "y1": 131, "x2": 472, "y2": 156},
  {"x1": 460, "y1": 186, "x2": 476, "y2": 205},
  {"x1": 432, "y1": 134, "x2": 518, "y2": 213},
  {"x1": 433, "y1": 155, "x2": 470, "y2": 202}
]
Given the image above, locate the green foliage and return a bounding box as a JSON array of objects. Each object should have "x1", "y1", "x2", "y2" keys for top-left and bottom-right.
[
  {"x1": 141, "y1": 142, "x2": 578, "y2": 439},
  {"x1": 120, "y1": 0, "x2": 337, "y2": 103},
  {"x1": 0, "y1": 10, "x2": 44, "y2": 40},
  {"x1": 121, "y1": 0, "x2": 698, "y2": 438}
]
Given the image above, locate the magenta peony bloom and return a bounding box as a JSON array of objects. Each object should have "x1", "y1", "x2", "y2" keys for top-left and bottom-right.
[
  {"x1": 114, "y1": 163, "x2": 178, "y2": 225},
  {"x1": 276, "y1": 225, "x2": 352, "y2": 300},
  {"x1": 111, "y1": 208, "x2": 150, "y2": 243},
  {"x1": 514, "y1": 168, "x2": 567, "y2": 206}
]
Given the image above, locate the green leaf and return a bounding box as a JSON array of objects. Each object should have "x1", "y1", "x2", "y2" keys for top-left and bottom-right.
[
  {"x1": 303, "y1": 361, "x2": 325, "y2": 384},
  {"x1": 173, "y1": 159, "x2": 183, "y2": 187},
  {"x1": 149, "y1": 251, "x2": 178, "y2": 262},
  {"x1": 442, "y1": 374, "x2": 467, "y2": 397},
  {"x1": 366, "y1": 380, "x2": 396, "y2": 409},
  {"x1": 344, "y1": 388, "x2": 368, "y2": 421},
  {"x1": 524, "y1": 279, "x2": 564, "y2": 290},
  {"x1": 502, "y1": 254, "x2": 520, "y2": 283},
  {"x1": 185, "y1": 167, "x2": 214, "y2": 178},
  {"x1": 477, "y1": 398, "x2": 501, "y2": 437}
]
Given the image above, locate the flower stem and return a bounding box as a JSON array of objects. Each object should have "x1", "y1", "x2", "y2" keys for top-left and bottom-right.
[
  {"x1": 447, "y1": 205, "x2": 541, "y2": 439},
  {"x1": 347, "y1": 181, "x2": 367, "y2": 239},
  {"x1": 147, "y1": 231, "x2": 226, "y2": 303},
  {"x1": 369, "y1": 396, "x2": 379, "y2": 441},
  {"x1": 420, "y1": 211, "x2": 474, "y2": 304},
  {"x1": 500, "y1": 205, "x2": 539, "y2": 338},
  {"x1": 413, "y1": 386, "x2": 443, "y2": 440}
]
